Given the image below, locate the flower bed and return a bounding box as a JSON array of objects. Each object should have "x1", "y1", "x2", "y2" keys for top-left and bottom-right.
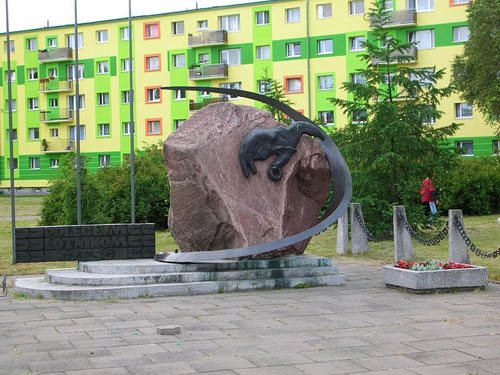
[{"x1": 383, "y1": 259, "x2": 488, "y2": 293}]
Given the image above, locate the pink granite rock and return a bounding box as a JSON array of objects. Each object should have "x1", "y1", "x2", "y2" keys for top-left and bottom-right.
[{"x1": 164, "y1": 102, "x2": 331, "y2": 257}]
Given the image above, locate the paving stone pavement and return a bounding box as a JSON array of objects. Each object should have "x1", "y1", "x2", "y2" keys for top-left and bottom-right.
[{"x1": 2, "y1": 259, "x2": 500, "y2": 375}]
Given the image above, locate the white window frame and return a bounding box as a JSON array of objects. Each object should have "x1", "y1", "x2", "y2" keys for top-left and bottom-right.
[
  {"x1": 146, "y1": 55, "x2": 160, "y2": 71},
  {"x1": 172, "y1": 21, "x2": 185, "y2": 35},
  {"x1": 29, "y1": 127, "x2": 40, "y2": 140},
  {"x1": 351, "y1": 73, "x2": 366, "y2": 85},
  {"x1": 453, "y1": 26, "x2": 470, "y2": 42},
  {"x1": 317, "y1": 39, "x2": 333, "y2": 54},
  {"x1": 147, "y1": 120, "x2": 161, "y2": 135},
  {"x1": 256, "y1": 45, "x2": 271, "y2": 60},
  {"x1": 99, "y1": 155, "x2": 111, "y2": 168},
  {"x1": 286, "y1": 42, "x2": 301, "y2": 57},
  {"x1": 97, "y1": 61, "x2": 109, "y2": 74},
  {"x1": 122, "y1": 90, "x2": 131, "y2": 104},
  {"x1": 408, "y1": 30, "x2": 435, "y2": 50},
  {"x1": 8, "y1": 129, "x2": 18, "y2": 141},
  {"x1": 349, "y1": 36, "x2": 366, "y2": 52},
  {"x1": 147, "y1": 88, "x2": 161, "y2": 103},
  {"x1": 349, "y1": 1, "x2": 365, "y2": 15},
  {"x1": 173, "y1": 54, "x2": 186, "y2": 68},
  {"x1": 6, "y1": 70, "x2": 16, "y2": 82},
  {"x1": 493, "y1": 140, "x2": 500, "y2": 155},
  {"x1": 456, "y1": 140, "x2": 473, "y2": 156},
  {"x1": 220, "y1": 82, "x2": 242, "y2": 99},
  {"x1": 6, "y1": 99, "x2": 17, "y2": 112},
  {"x1": 28, "y1": 68, "x2": 38, "y2": 81},
  {"x1": 220, "y1": 48, "x2": 241, "y2": 66},
  {"x1": 28, "y1": 97, "x2": 39, "y2": 111},
  {"x1": 26, "y1": 38, "x2": 37, "y2": 51},
  {"x1": 256, "y1": 10, "x2": 270, "y2": 25},
  {"x1": 174, "y1": 89, "x2": 186, "y2": 101},
  {"x1": 455, "y1": 103, "x2": 473, "y2": 119},
  {"x1": 121, "y1": 27, "x2": 131, "y2": 41},
  {"x1": 67, "y1": 64, "x2": 84, "y2": 80},
  {"x1": 286, "y1": 77, "x2": 303, "y2": 93},
  {"x1": 219, "y1": 14, "x2": 240, "y2": 32},
  {"x1": 68, "y1": 95, "x2": 86, "y2": 110},
  {"x1": 97, "y1": 93, "x2": 110, "y2": 106},
  {"x1": 197, "y1": 20, "x2": 208, "y2": 31},
  {"x1": 123, "y1": 122, "x2": 131, "y2": 135},
  {"x1": 286, "y1": 8, "x2": 300, "y2": 23},
  {"x1": 408, "y1": 0, "x2": 434, "y2": 12},
  {"x1": 29, "y1": 157, "x2": 40, "y2": 170},
  {"x1": 48, "y1": 38, "x2": 57, "y2": 48},
  {"x1": 121, "y1": 58, "x2": 134, "y2": 72},
  {"x1": 50, "y1": 159, "x2": 59, "y2": 168},
  {"x1": 452, "y1": 0, "x2": 469, "y2": 4},
  {"x1": 67, "y1": 33, "x2": 83, "y2": 49},
  {"x1": 48, "y1": 68, "x2": 57, "y2": 78},
  {"x1": 50, "y1": 128, "x2": 59, "y2": 138},
  {"x1": 317, "y1": 4, "x2": 332, "y2": 19},
  {"x1": 174, "y1": 120, "x2": 186, "y2": 129},
  {"x1": 69, "y1": 125, "x2": 86, "y2": 141},
  {"x1": 98, "y1": 123, "x2": 110, "y2": 137},
  {"x1": 97, "y1": 30, "x2": 108, "y2": 43},
  {"x1": 352, "y1": 109, "x2": 368, "y2": 124},
  {"x1": 5, "y1": 40, "x2": 15, "y2": 53},
  {"x1": 318, "y1": 75, "x2": 334, "y2": 90},
  {"x1": 319, "y1": 110, "x2": 334, "y2": 125},
  {"x1": 258, "y1": 80, "x2": 272, "y2": 94},
  {"x1": 198, "y1": 53, "x2": 210, "y2": 64},
  {"x1": 145, "y1": 23, "x2": 159, "y2": 38}
]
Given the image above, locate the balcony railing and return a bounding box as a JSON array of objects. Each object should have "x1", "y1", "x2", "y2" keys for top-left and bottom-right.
[
  {"x1": 40, "y1": 109, "x2": 74, "y2": 123},
  {"x1": 370, "y1": 10, "x2": 417, "y2": 28},
  {"x1": 189, "y1": 64, "x2": 228, "y2": 81},
  {"x1": 371, "y1": 46, "x2": 418, "y2": 65},
  {"x1": 189, "y1": 96, "x2": 228, "y2": 111},
  {"x1": 38, "y1": 47, "x2": 73, "y2": 62},
  {"x1": 39, "y1": 79, "x2": 73, "y2": 93},
  {"x1": 41, "y1": 138, "x2": 74, "y2": 153},
  {"x1": 188, "y1": 30, "x2": 228, "y2": 48}
]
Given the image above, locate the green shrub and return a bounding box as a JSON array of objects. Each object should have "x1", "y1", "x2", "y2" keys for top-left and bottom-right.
[{"x1": 437, "y1": 157, "x2": 500, "y2": 215}]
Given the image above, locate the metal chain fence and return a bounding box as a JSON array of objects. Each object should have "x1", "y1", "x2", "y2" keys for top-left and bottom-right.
[
  {"x1": 354, "y1": 209, "x2": 392, "y2": 242},
  {"x1": 398, "y1": 212, "x2": 448, "y2": 246},
  {"x1": 454, "y1": 217, "x2": 500, "y2": 259}
]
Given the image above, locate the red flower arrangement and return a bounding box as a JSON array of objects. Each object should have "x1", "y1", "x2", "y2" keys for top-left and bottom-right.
[{"x1": 394, "y1": 259, "x2": 473, "y2": 271}]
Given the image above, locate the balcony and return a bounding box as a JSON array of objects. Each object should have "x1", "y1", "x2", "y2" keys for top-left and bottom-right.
[
  {"x1": 41, "y1": 138, "x2": 74, "y2": 153},
  {"x1": 370, "y1": 10, "x2": 417, "y2": 28},
  {"x1": 189, "y1": 64, "x2": 228, "y2": 81},
  {"x1": 189, "y1": 96, "x2": 228, "y2": 111},
  {"x1": 371, "y1": 46, "x2": 418, "y2": 65},
  {"x1": 38, "y1": 47, "x2": 73, "y2": 62},
  {"x1": 40, "y1": 109, "x2": 74, "y2": 123},
  {"x1": 188, "y1": 30, "x2": 228, "y2": 48},
  {"x1": 39, "y1": 79, "x2": 73, "y2": 93}
]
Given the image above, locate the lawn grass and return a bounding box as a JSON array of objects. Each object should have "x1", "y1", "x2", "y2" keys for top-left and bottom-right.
[{"x1": 1, "y1": 195, "x2": 499, "y2": 280}]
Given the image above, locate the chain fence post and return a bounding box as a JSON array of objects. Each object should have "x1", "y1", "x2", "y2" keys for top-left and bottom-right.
[
  {"x1": 393, "y1": 205, "x2": 414, "y2": 262},
  {"x1": 350, "y1": 203, "x2": 369, "y2": 254},
  {"x1": 449, "y1": 209, "x2": 470, "y2": 264},
  {"x1": 336, "y1": 208, "x2": 349, "y2": 255}
]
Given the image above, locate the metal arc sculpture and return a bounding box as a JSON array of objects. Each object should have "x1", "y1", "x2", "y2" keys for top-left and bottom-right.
[{"x1": 157, "y1": 86, "x2": 352, "y2": 263}]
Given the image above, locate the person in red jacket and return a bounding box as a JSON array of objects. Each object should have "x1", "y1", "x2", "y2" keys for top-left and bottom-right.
[{"x1": 420, "y1": 177, "x2": 439, "y2": 223}]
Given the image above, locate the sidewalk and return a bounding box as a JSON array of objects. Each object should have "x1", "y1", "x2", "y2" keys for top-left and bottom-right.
[{"x1": 1, "y1": 259, "x2": 500, "y2": 375}]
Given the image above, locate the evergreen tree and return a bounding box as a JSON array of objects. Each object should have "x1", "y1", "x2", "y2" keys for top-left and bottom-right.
[{"x1": 258, "y1": 68, "x2": 294, "y2": 125}]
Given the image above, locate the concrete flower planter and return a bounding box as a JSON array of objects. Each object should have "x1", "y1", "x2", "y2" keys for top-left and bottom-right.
[{"x1": 383, "y1": 265, "x2": 488, "y2": 293}]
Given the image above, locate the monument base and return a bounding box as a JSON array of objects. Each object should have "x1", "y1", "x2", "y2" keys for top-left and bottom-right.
[{"x1": 15, "y1": 255, "x2": 344, "y2": 300}]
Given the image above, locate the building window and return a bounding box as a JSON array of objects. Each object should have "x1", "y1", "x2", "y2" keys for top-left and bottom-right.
[
  {"x1": 69, "y1": 125, "x2": 86, "y2": 141},
  {"x1": 7, "y1": 129, "x2": 17, "y2": 141},
  {"x1": 285, "y1": 76, "x2": 303, "y2": 93},
  {"x1": 317, "y1": 4, "x2": 332, "y2": 19},
  {"x1": 48, "y1": 68, "x2": 57, "y2": 78},
  {"x1": 28, "y1": 68, "x2": 38, "y2": 80},
  {"x1": 174, "y1": 120, "x2": 186, "y2": 129},
  {"x1": 99, "y1": 155, "x2": 111, "y2": 168},
  {"x1": 29, "y1": 157, "x2": 40, "y2": 170},
  {"x1": 121, "y1": 27, "x2": 131, "y2": 41},
  {"x1": 97, "y1": 61, "x2": 109, "y2": 74},
  {"x1": 97, "y1": 93, "x2": 110, "y2": 106},
  {"x1": 493, "y1": 140, "x2": 500, "y2": 155},
  {"x1": 5, "y1": 99, "x2": 16, "y2": 111},
  {"x1": 256, "y1": 10, "x2": 270, "y2": 25},
  {"x1": 29, "y1": 128, "x2": 40, "y2": 140},
  {"x1": 349, "y1": 36, "x2": 366, "y2": 51},
  {"x1": 198, "y1": 20, "x2": 208, "y2": 31},
  {"x1": 68, "y1": 95, "x2": 85, "y2": 110},
  {"x1": 351, "y1": 73, "x2": 367, "y2": 85},
  {"x1": 121, "y1": 58, "x2": 134, "y2": 72},
  {"x1": 456, "y1": 140, "x2": 473, "y2": 156},
  {"x1": 349, "y1": 1, "x2": 365, "y2": 15},
  {"x1": 50, "y1": 159, "x2": 59, "y2": 168},
  {"x1": 352, "y1": 109, "x2": 368, "y2": 123},
  {"x1": 220, "y1": 82, "x2": 242, "y2": 99},
  {"x1": 256, "y1": 45, "x2": 271, "y2": 60},
  {"x1": 67, "y1": 33, "x2": 83, "y2": 49},
  {"x1": 258, "y1": 80, "x2": 272, "y2": 94},
  {"x1": 286, "y1": 42, "x2": 301, "y2": 57},
  {"x1": 145, "y1": 55, "x2": 160, "y2": 71},
  {"x1": 319, "y1": 111, "x2": 334, "y2": 125},
  {"x1": 453, "y1": 26, "x2": 470, "y2": 42},
  {"x1": 50, "y1": 128, "x2": 59, "y2": 138},
  {"x1": 219, "y1": 14, "x2": 240, "y2": 32},
  {"x1": 451, "y1": 0, "x2": 469, "y2": 4},
  {"x1": 317, "y1": 39, "x2": 333, "y2": 54},
  {"x1": 286, "y1": 8, "x2": 300, "y2": 22},
  {"x1": 146, "y1": 119, "x2": 162, "y2": 135},
  {"x1": 98, "y1": 123, "x2": 110, "y2": 136},
  {"x1": 123, "y1": 122, "x2": 131, "y2": 135},
  {"x1": 9, "y1": 158, "x2": 19, "y2": 170},
  {"x1": 200, "y1": 90, "x2": 210, "y2": 97},
  {"x1": 146, "y1": 88, "x2": 161, "y2": 103},
  {"x1": 122, "y1": 90, "x2": 131, "y2": 104},
  {"x1": 409, "y1": 30, "x2": 435, "y2": 49},
  {"x1": 67, "y1": 64, "x2": 84, "y2": 80},
  {"x1": 28, "y1": 98, "x2": 39, "y2": 110},
  {"x1": 144, "y1": 22, "x2": 160, "y2": 39},
  {"x1": 455, "y1": 103, "x2": 473, "y2": 119},
  {"x1": 4, "y1": 40, "x2": 15, "y2": 53},
  {"x1": 199, "y1": 53, "x2": 210, "y2": 64},
  {"x1": 173, "y1": 54, "x2": 186, "y2": 68},
  {"x1": 97, "y1": 30, "x2": 108, "y2": 43},
  {"x1": 48, "y1": 38, "x2": 57, "y2": 48},
  {"x1": 220, "y1": 48, "x2": 241, "y2": 66},
  {"x1": 172, "y1": 21, "x2": 185, "y2": 35},
  {"x1": 5, "y1": 70, "x2": 16, "y2": 82},
  {"x1": 408, "y1": 0, "x2": 434, "y2": 12},
  {"x1": 318, "y1": 75, "x2": 333, "y2": 90},
  {"x1": 26, "y1": 38, "x2": 37, "y2": 51},
  {"x1": 174, "y1": 90, "x2": 186, "y2": 100}
]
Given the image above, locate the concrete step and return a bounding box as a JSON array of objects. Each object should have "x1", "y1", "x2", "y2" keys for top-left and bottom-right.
[
  {"x1": 78, "y1": 255, "x2": 332, "y2": 275},
  {"x1": 45, "y1": 266, "x2": 340, "y2": 286},
  {"x1": 15, "y1": 274, "x2": 345, "y2": 300}
]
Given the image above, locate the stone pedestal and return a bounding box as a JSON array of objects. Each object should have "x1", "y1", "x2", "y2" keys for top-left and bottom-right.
[
  {"x1": 393, "y1": 205, "x2": 414, "y2": 262},
  {"x1": 350, "y1": 203, "x2": 369, "y2": 254},
  {"x1": 336, "y1": 209, "x2": 349, "y2": 255},
  {"x1": 449, "y1": 209, "x2": 471, "y2": 264}
]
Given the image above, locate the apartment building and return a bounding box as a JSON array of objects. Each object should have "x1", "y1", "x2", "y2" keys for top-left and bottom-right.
[{"x1": 0, "y1": 0, "x2": 497, "y2": 192}]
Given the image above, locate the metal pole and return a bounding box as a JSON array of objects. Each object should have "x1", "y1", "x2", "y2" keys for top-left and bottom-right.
[
  {"x1": 128, "y1": 0, "x2": 136, "y2": 223},
  {"x1": 5, "y1": 0, "x2": 16, "y2": 264},
  {"x1": 74, "y1": 0, "x2": 82, "y2": 224}
]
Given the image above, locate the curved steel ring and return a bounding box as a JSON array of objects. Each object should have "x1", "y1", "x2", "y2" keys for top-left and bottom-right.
[{"x1": 156, "y1": 86, "x2": 352, "y2": 263}]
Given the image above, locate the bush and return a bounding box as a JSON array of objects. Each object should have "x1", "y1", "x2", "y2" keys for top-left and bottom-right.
[
  {"x1": 39, "y1": 142, "x2": 170, "y2": 228},
  {"x1": 437, "y1": 157, "x2": 500, "y2": 215}
]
